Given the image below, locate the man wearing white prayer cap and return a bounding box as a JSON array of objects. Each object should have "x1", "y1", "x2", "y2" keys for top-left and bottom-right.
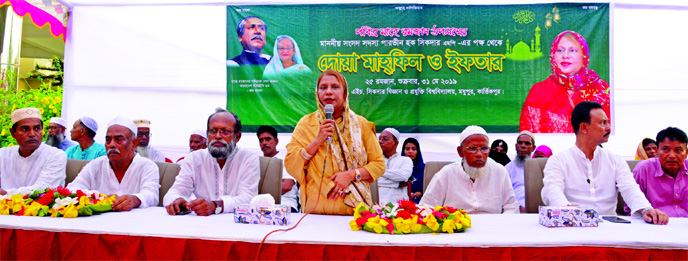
[
  {"x1": 67, "y1": 116, "x2": 160, "y2": 211},
  {"x1": 164, "y1": 108, "x2": 259, "y2": 216},
  {"x1": 133, "y1": 119, "x2": 166, "y2": 162},
  {"x1": 420, "y1": 125, "x2": 519, "y2": 214},
  {"x1": 65, "y1": 116, "x2": 106, "y2": 160},
  {"x1": 45, "y1": 117, "x2": 76, "y2": 151},
  {"x1": 0, "y1": 108, "x2": 67, "y2": 195},
  {"x1": 176, "y1": 129, "x2": 208, "y2": 163},
  {"x1": 505, "y1": 130, "x2": 536, "y2": 212},
  {"x1": 377, "y1": 128, "x2": 413, "y2": 204}
]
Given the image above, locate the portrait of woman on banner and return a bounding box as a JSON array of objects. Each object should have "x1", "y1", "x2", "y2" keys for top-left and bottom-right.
[
  {"x1": 263, "y1": 35, "x2": 312, "y2": 79},
  {"x1": 284, "y1": 70, "x2": 384, "y2": 215},
  {"x1": 519, "y1": 30, "x2": 610, "y2": 133}
]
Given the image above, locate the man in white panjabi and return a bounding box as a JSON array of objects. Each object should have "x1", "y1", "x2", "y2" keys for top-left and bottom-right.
[
  {"x1": 0, "y1": 108, "x2": 66, "y2": 195},
  {"x1": 542, "y1": 101, "x2": 669, "y2": 224},
  {"x1": 133, "y1": 119, "x2": 166, "y2": 162},
  {"x1": 420, "y1": 125, "x2": 519, "y2": 214},
  {"x1": 377, "y1": 128, "x2": 413, "y2": 205},
  {"x1": 164, "y1": 108, "x2": 259, "y2": 216},
  {"x1": 67, "y1": 116, "x2": 160, "y2": 211},
  {"x1": 257, "y1": 125, "x2": 299, "y2": 213}
]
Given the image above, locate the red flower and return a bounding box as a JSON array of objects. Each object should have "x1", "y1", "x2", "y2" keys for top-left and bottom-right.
[
  {"x1": 356, "y1": 217, "x2": 368, "y2": 226},
  {"x1": 55, "y1": 186, "x2": 72, "y2": 197},
  {"x1": 36, "y1": 192, "x2": 55, "y2": 206},
  {"x1": 396, "y1": 210, "x2": 412, "y2": 220},
  {"x1": 444, "y1": 206, "x2": 458, "y2": 213},
  {"x1": 386, "y1": 223, "x2": 395, "y2": 234},
  {"x1": 398, "y1": 200, "x2": 419, "y2": 214},
  {"x1": 75, "y1": 190, "x2": 87, "y2": 199}
]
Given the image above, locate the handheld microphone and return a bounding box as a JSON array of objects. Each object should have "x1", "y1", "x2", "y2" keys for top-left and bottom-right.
[{"x1": 324, "y1": 104, "x2": 334, "y2": 120}]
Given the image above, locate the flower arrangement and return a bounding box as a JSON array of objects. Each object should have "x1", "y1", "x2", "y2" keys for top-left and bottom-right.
[
  {"x1": 349, "y1": 200, "x2": 471, "y2": 234},
  {"x1": 0, "y1": 187, "x2": 116, "y2": 218}
]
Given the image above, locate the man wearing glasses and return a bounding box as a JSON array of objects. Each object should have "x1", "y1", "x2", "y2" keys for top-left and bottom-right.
[
  {"x1": 133, "y1": 119, "x2": 166, "y2": 162},
  {"x1": 164, "y1": 108, "x2": 260, "y2": 216},
  {"x1": 44, "y1": 117, "x2": 76, "y2": 151},
  {"x1": 420, "y1": 125, "x2": 519, "y2": 214}
]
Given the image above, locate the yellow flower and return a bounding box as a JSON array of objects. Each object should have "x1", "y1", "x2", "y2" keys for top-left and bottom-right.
[
  {"x1": 454, "y1": 222, "x2": 463, "y2": 230},
  {"x1": 12, "y1": 203, "x2": 23, "y2": 214},
  {"x1": 424, "y1": 214, "x2": 439, "y2": 231},
  {"x1": 410, "y1": 216, "x2": 422, "y2": 232},
  {"x1": 442, "y1": 219, "x2": 455, "y2": 234},
  {"x1": 379, "y1": 218, "x2": 389, "y2": 227},
  {"x1": 62, "y1": 204, "x2": 78, "y2": 218},
  {"x1": 79, "y1": 195, "x2": 91, "y2": 207},
  {"x1": 0, "y1": 204, "x2": 9, "y2": 215},
  {"x1": 368, "y1": 215, "x2": 380, "y2": 224},
  {"x1": 372, "y1": 223, "x2": 383, "y2": 234},
  {"x1": 349, "y1": 220, "x2": 360, "y2": 231},
  {"x1": 49, "y1": 209, "x2": 58, "y2": 217},
  {"x1": 41, "y1": 97, "x2": 51, "y2": 106},
  {"x1": 54, "y1": 96, "x2": 62, "y2": 104}
]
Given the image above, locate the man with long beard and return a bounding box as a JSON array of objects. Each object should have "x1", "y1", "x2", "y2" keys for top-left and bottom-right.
[
  {"x1": 505, "y1": 130, "x2": 535, "y2": 212},
  {"x1": 542, "y1": 101, "x2": 669, "y2": 224},
  {"x1": 133, "y1": 119, "x2": 166, "y2": 162},
  {"x1": 44, "y1": 117, "x2": 75, "y2": 151},
  {"x1": 420, "y1": 125, "x2": 519, "y2": 214},
  {"x1": 164, "y1": 108, "x2": 259, "y2": 216},
  {"x1": 67, "y1": 116, "x2": 160, "y2": 211}
]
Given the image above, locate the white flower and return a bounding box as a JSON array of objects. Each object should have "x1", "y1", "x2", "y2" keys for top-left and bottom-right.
[{"x1": 52, "y1": 197, "x2": 79, "y2": 210}]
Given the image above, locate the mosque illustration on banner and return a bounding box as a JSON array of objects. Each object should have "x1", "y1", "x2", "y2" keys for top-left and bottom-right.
[{"x1": 504, "y1": 25, "x2": 543, "y2": 61}]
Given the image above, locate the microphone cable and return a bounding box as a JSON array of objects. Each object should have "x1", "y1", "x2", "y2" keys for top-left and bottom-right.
[{"x1": 255, "y1": 139, "x2": 330, "y2": 260}]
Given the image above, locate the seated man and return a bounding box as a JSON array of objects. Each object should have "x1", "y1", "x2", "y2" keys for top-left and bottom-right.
[
  {"x1": 45, "y1": 117, "x2": 76, "y2": 151},
  {"x1": 134, "y1": 119, "x2": 166, "y2": 162},
  {"x1": 164, "y1": 109, "x2": 259, "y2": 216},
  {"x1": 505, "y1": 130, "x2": 535, "y2": 212},
  {"x1": 0, "y1": 108, "x2": 66, "y2": 195},
  {"x1": 542, "y1": 101, "x2": 669, "y2": 224},
  {"x1": 377, "y1": 128, "x2": 413, "y2": 204},
  {"x1": 65, "y1": 116, "x2": 106, "y2": 160},
  {"x1": 631, "y1": 127, "x2": 688, "y2": 217},
  {"x1": 67, "y1": 117, "x2": 160, "y2": 211},
  {"x1": 420, "y1": 125, "x2": 519, "y2": 214},
  {"x1": 176, "y1": 129, "x2": 208, "y2": 163},
  {"x1": 257, "y1": 125, "x2": 299, "y2": 213}
]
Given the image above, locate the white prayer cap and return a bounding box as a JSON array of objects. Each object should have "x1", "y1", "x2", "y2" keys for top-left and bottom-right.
[
  {"x1": 108, "y1": 116, "x2": 138, "y2": 136},
  {"x1": 133, "y1": 119, "x2": 151, "y2": 128},
  {"x1": 459, "y1": 125, "x2": 488, "y2": 146},
  {"x1": 191, "y1": 129, "x2": 207, "y2": 139},
  {"x1": 11, "y1": 108, "x2": 41, "y2": 125},
  {"x1": 49, "y1": 117, "x2": 67, "y2": 127},
  {"x1": 79, "y1": 116, "x2": 98, "y2": 133},
  {"x1": 382, "y1": 128, "x2": 400, "y2": 141},
  {"x1": 518, "y1": 130, "x2": 535, "y2": 143}
]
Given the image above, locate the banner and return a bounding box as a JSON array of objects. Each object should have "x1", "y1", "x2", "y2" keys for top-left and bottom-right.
[{"x1": 226, "y1": 3, "x2": 610, "y2": 133}]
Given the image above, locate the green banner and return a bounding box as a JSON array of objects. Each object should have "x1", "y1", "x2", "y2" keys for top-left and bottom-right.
[{"x1": 227, "y1": 3, "x2": 610, "y2": 133}]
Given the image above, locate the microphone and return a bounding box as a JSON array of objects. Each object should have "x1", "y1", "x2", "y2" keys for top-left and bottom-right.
[{"x1": 324, "y1": 104, "x2": 334, "y2": 120}]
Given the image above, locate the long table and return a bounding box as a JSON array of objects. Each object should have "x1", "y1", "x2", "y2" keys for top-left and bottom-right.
[{"x1": 1, "y1": 207, "x2": 686, "y2": 260}]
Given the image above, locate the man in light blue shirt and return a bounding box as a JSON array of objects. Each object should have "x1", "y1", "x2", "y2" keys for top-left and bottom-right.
[{"x1": 65, "y1": 116, "x2": 106, "y2": 160}]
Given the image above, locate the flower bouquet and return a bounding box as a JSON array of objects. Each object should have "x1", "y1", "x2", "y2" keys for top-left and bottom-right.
[
  {"x1": 0, "y1": 187, "x2": 117, "y2": 218},
  {"x1": 349, "y1": 200, "x2": 471, "y2": 234}
]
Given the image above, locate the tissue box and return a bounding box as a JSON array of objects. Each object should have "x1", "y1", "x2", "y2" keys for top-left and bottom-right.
[
  {"x1": 234, "y1": 204, "x2": 291, "y2": 226},
  {"x1": 538, "y1": 206, "x2": 600, "y2": 227}
]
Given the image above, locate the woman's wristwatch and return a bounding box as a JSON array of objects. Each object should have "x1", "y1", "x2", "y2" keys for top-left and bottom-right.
[{"x1": 354, "y1": 168, "x2": 362, "y2": 182}]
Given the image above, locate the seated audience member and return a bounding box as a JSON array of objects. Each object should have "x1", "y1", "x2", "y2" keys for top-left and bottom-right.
[
  {"x1": 420, "y1": 126, "x2": 519, "y2": 214},
  {"x1": 635, "y1": 138, "x2": 658, "y2": 160},
  {"x1": 65, "y1": 117, "x2": 106, "y2": 160},
  {"x1": 176, "y1": 129, "x2": 208, "y2": 163},
  {"x1": 164, "y1": 109, "x2": 259, "y2": 216},
  {"x1": 257, "y1": 125, "x2": 299, "y2": 213},
  {"x1": 0, "y1": 108, "x2": 66, "y2": 195},
  {"x1": 401, "y1": 137, "x2": 425, "y2": 203},
  {"x1": 541, "y1": 101, "x2": 668, "y2": 224},
  {"x1": 45, "y1": 117, "x2": 75, "y2": 151},
  {"x1": 488, "y1": 139, "x2": 511, "y2": 166},
  {"x1": 67, "y1": 117, "x2": 160, "y2": 211},
  {"x1": 630, "y1": 127, "x2": 688, "y2": 217},
  {"x1": 532, "y1": 145, "x2": 553, "y2": 158},
  {"x1": 505, "y1": 131, "x2": 535, "y2": 212},
  {"x1": 134, "y1": 119, "x2": 166, "y2": 162},
  {"x1": 377, "y1": 128, "x2": 413, "y2": 204}
]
